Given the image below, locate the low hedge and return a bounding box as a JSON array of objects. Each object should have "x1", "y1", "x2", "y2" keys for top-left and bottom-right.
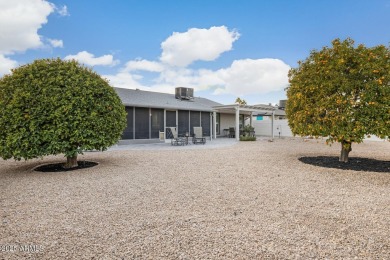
[{"x1": 239, "y1": 136, "x2": 256, "y2": 141}]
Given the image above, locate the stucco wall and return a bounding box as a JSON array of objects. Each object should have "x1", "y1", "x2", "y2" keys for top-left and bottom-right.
[
  {"x1": 246, "y1": 117, "x2": 389, "y2": 141},
  {"x1": 219, "y1": 113, "x2": 236, "y2": 135},
  {"x1": 252, "y1": 119, "x2": 293, "y2": 137}
]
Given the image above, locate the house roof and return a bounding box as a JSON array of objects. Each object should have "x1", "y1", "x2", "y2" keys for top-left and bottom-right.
[{"x1": 114, "y1": 87, "x2": 222, "y2": 111}]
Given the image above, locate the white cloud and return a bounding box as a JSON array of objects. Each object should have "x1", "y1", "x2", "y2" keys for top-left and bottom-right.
[
  {"x1": 0, "y1": 0, "x2": 55, "y2": 54},
  {"x1": 56, "y1": 5, "x2": 69, "y2": 16},
  {"x1": 215, "y1": 59, "x2": 290, "y2": 95},
  {"x1": 103, "y1": 72, "x2": 145, "y2": 90},
  {"x1": 48, "y1": 38, "x2": 63, "y2": 48},
  {"x1": 160, "y1": 26, "x2": 240, "y2": 67},
  {"x1": 0, "y1": 55, "x2": 18, "y2": 76},
  {"x1": 103, "y1": 72, "x2": 176, "y2": 95},
  {"x1": 107, "y1": 58, "x2": 290, "y2": 97},
  {"x1": 104, "y1": 70, "x2": 205, "y2": 95},
  {"x1": 65, "y1": 51, "x2": 119, "y2": 67},
  {"x1": 153, "y1": 58, "x2": 290, "y2": 95},
  {"x1": 123, "y1": 59, "x2": 164, "y2": 72},
  {"x1": 196, "y1": 69, "x2": 226, "y2": 89},
  {"x1": 104, "y1": 26, "x2": 289, "y2": 100},
  {"x1": 156, "y1": 67, "x2": 224, "y2": 91},
  {"x1": 157, "y1": 68, "x2": 196, "y2": 86}
]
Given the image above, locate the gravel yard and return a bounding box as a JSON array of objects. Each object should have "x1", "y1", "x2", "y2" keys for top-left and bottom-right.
[{"x1": 1, "y1": 138, "x2": 389, "y2": 259}]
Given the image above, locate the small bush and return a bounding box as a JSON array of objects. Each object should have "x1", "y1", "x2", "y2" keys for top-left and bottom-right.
[
  {"x1": 240, "y1": 135, "x2": 256, "y2": 141},
  {"x1": 242, "y1": 124, "x2": 254, "y2": 132}
]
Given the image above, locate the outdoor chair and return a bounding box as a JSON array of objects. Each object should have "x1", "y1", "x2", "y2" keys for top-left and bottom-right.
[
  {"x1": 229, "y1": 127, "x2": 235, "y2": 138},
  {"x1": 168, "y1": 127, "x2": 185, "y2": 146},
  {"x1": 192, "y1": 127, "x2": 206, "y2": 144}
]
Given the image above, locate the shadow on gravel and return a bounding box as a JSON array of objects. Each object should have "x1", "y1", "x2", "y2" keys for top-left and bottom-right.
[
  {"x1": 34, "y1": 161, "x2": 98, "y2": 172},
  {"x1": 299, "y1": 156, "x2": 390, "y2": 173}
]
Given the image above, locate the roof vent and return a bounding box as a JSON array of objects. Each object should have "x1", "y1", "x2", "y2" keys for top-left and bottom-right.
[{"x1": 175, "y1": 87, "x2": 194, "y2": 100}]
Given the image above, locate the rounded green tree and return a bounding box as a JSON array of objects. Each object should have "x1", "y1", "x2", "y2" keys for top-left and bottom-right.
[
  {"x1": 286, "y1": 38, "x2": 390, "y2": 162},
  {"x1": 0, "y1": 58, "x2": 127, "y2": 168}
]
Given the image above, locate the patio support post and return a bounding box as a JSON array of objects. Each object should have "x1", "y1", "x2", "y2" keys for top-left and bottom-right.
[
  {"x1": 213, "y1": 111, "x2": 217, "y2": 141},
  {"x1": 149, "y1": 108, "x2": 152, "y2": 139},
  {"x1": 235, "y1": 106, "x2": 240, "y2": 141},
  {"x1": 133, "y1": 107, "x2": 135, "y2": 140},
  {"x1": 250, "y1": 112, "x2": 253, "y2": 127},
  {"x1": 271, "y1": 110, "x2": 275, "y2": 139},
  {"x1": 164, "y1": 109, "x2": 166, "y2": 140},
  {"x1": 175, "y1": 110, "x2": 178, "y2": 133}
]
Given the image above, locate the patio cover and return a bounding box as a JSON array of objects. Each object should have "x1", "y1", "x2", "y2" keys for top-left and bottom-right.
[{"x1": 212, "y1": 104, "x2": 280, "y2": 141}]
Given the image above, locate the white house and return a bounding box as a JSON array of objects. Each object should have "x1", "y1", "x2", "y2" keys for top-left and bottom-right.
[{"x1": 115, "y1": 87, "x2": 281, "y2": 142}]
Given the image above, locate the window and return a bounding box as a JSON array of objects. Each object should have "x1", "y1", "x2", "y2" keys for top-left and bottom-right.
[
  {"x1": 134, "y1": 107, "x2": 149, "y2": 139},
  {"x1": 165, "y1": 110, "x2": 176, "y2": 139},
  {"x1": 190, "y1": 111, "x2": 200, "y2": 135},
  {"x1": 122, "y1": 107, "x2": 134, "y2": 139},
  {"x1": 178, "y1": 110, "x2": 189, "y2": 136},
  {"x1": 201, "y1": 112, "x2": 211, "y2": 137}
]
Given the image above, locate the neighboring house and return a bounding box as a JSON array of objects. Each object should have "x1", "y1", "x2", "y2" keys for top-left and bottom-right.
[{"x1": 114, "y1": 87, "x2": 281, "y2": 142}]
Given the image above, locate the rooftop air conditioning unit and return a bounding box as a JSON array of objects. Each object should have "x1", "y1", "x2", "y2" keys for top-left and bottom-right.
[
  {"x1": 175, "y1": 87, "x2": 194, "y2": 100},
  {"x1": 279, "y1": 99, "x2": 287, "y2": 110}
]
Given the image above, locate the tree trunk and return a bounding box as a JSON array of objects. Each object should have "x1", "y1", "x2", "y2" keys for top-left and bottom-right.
[
  {"x1": 64, "y1": 155, "x2": 78, "y2": 169},
  {"x1": 339, "y1": 141, "x2": 352, "y2": 163}
]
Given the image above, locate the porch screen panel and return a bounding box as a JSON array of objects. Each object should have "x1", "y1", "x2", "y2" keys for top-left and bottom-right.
[
  {"x1": 190, "y1": 111, "x2": 200, "y2": 136},
  {"x1": 121, "y1": 106, "x2": 134, "y2": 139},
  {"x1": 165, "y1": 110, "x2": 176, "y2": 139},
  {"x1": 201, "y1": 112, "x2": 211, "y2": 136},
  {"x1": 178, "y1": 110, "x2": 189, "y2": 136},
  {"x1": 135, "y1": 107, "x2": 150, "y2": 139},
  {"x1": 151, "y1": 108, "x2": 164, "y2": 138}
]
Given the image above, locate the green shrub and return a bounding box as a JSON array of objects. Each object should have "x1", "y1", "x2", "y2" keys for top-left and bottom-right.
[
  {"x1": 0, "y1": 58, "x2": 127, "y2": 168},
  {"x1": 240, "y1": 135, "x2": 256, "y2": 141},
  {"x1": 286, "y1": 38, "x2": 390, "y2": 162}
]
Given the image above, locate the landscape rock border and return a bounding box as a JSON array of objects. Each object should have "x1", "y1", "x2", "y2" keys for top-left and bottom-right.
[{"x1": 299, "y1": 156, "x2": 390, "y2": 173}]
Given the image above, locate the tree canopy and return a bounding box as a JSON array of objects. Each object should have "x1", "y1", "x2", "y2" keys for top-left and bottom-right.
[
  {"x1": 235, "y1": 97, "x2": 247, "y2": 105},
  {"x1": 286, "y1": 38, "x2": 390, "y2": 162},
  {"x1": 0, "y1": 58, "x2": 127, "y2": 168}
]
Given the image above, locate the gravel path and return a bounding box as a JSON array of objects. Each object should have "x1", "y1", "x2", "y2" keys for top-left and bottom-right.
[{"x1": 1, "y1": 138, "x2": 389, "y2": 259}]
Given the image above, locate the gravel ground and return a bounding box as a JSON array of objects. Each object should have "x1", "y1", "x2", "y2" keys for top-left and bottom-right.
[{"x1": 1, "y1": 138, "x2": 389, "y2": 259}]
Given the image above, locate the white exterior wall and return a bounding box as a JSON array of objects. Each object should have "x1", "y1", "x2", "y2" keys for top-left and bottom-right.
[
  {"x1": 219, "y1": 113, "x2": 236, "y2": 135},
  {"x1": 251, "y1": 118, "x2": 387, "y2": 141},
  {"x1": 272, "y1": 120, "x2": 294, "y2": 137},
  {"x1": 252, "y1": 119, "x2": 293, "y2": 137}
]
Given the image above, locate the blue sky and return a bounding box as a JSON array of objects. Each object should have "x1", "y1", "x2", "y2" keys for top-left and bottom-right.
[{"x1": 1, "y1": 0, "x2": 390, "y2": 105}]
